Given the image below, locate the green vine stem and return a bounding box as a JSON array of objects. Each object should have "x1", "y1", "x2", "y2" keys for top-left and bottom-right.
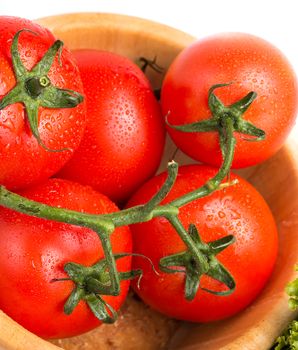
[
  {"x1": 0, "y1": 31, "x2": 266, "y2": 323},
  {"x1": 0, "y1": 160, "x2": 238, "y2": 252},
  {"x1": 156, "y1": 83, "x2": 266, "y2": 300},
  {"x1": 0, "y1": 158, "x2": 237, "y2": 318},
  {"x1": 170, "y1": 116, "x2": 237, "y2": 208},
  {"x1": 0, "y1": 81, "x2": 257, "y2": 317}
]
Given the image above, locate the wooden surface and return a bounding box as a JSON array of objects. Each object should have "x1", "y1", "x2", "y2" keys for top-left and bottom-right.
[{"x1": 0, "y1": 12, "x2": 297, "y2": 350}]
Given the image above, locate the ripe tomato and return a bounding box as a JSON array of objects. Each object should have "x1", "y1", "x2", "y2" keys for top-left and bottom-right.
[
  {"x1": 59, "y1": 50, "x2": 165, "y2": 204},
  {"x1": 0, "y1": 16, "x2": 85, "y2": 190},
  {"x1": 161, "y1": 33, "x2": 298, "y2": 168},
  {"x1": 0, "y1": 179, "x2": 132, "y2": 339},
  {"x1": 127, "y1": 165, "x2": 278, "y2": 322}
]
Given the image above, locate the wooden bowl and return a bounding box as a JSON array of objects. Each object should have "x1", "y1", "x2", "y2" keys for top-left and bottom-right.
[{"x1": 0, "y1": 13, "x2": 298, "y2": 350}]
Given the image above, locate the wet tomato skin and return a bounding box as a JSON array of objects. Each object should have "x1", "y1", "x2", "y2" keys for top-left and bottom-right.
[
  {"x1": 127, "y1": 165, "x2": 278, "y2": 322},
  {"x1": 0, "y1": 16, "x2": 86, "y2": 190},
  {"x1": 0, "y1": 178, "x2": 132, "y2": 339},
  {"x1": 161, "y1": 33, "x2": 298, "y2": 168},
  {"x1": 59, "y1": 50, "x2": 165, "y2": 204}
]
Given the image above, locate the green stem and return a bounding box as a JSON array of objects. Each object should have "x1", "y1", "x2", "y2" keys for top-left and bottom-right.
[
  {"x1": 170, "y1": 117, "x2": 236, "y2": 208},
  {"x1": 0, "y1": 186, "x2": 114, "y2": 232},
  {"x1": 97, "y1": 232, "x2": 120, "y2": 296},
  {"x1": 166, "y1": 216, "x2": 209, "y2": 273},
  {"x1": 0, "y1": 137, "x2": 235, "y2": 294}
]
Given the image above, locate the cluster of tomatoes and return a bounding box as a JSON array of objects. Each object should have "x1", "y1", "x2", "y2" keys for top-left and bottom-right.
[{"x1": 0, "y1": 16, "x2": 297, "y2": 340}]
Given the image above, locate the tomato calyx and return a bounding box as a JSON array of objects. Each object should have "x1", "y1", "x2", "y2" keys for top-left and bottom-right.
[
  {"x1": 0, "y1": 29, "x2": 84, "y2": 152},
  {"x1": 55, "y1": 254, "x2": 144, "y2": 323},
  {"x1": 166, "y1": 83, "x2": 265, "y2": 166},
  {"x1": 159, "y1": 224, "x2": 236, "y2": 301}
]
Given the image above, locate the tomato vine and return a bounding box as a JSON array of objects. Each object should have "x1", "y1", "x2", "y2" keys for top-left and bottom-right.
[{"x1": 0, "y1": 31, "x2": 265, "y2": 324}]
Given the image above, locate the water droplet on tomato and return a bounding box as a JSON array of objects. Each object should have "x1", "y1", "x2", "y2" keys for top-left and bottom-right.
[
  {"x1": 218, "y1": 211, "x2": 226, "y2": 219},
  {"x1": 206, "y1": 214, "x2": 213, "y2": 221},
  {"x1": 45, "y1": 122, "x2": 53, "y2": 132}
]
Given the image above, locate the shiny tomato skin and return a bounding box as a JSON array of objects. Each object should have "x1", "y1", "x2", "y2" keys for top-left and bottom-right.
[
  {"x1": 59, "y1": 50, "x2": 165, "y2": 204},
  {"x1": 127, "y1": 165, "x2": 278, "y2": 322},
  {"x1": 0, "y1": 17, "x2": 86, "y2": 189},
  {"x1": 0, "y1": 179, "x2": 132, "y2": 339},
  {"x1": 161, "y1": 33, "x2": 298, "y2": 168}
]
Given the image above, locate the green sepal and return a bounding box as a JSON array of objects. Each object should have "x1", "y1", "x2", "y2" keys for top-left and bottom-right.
[
  {"x1": 208, "y1": 235, "x2": 235, "y2": 254},
  {"x1": 11, "y1": 29, "x2": 35, "y2": 79},
  {"x1": 64, "y1": 286, "x2": 84, "y2": 315},
  {"x1": 159, "y1": 223, "x2": 236, "y2": 301},
  {"x1": 86, "y1": 294, "x2": 118, "y2": 324},
  {"x1": 160, "y1": 252, "x2": 187, "y2": 274},
  {"x1": 166, "y1": 83, "x2": 265, "y2": 143},
  {"x1": 59, "y1": 252, "x2": 156, "y2": 324},
  {"x1": 208, "y1": 82, "x2": 230, "y2": 115},
  {"x1": 31, "y1": 39, "x2": 64, "y2": 75},
  {"x1": 229, "y1": 90, "x2": 257, "y2": 114},
  {"x1": 203, "y1": 257, "x2": 236, "y2": 296},
  {"x1": 236, "y1": 118, "x2": 266, "y2": 141},
  {"x1": 165, "y1": 116, "x2": 219, "y2": 133},
  {"x1": 24, "y1": 99, "x2": 70, "y2": 153},
  {"x1": 185, "y1": 268, "x2": 200, "y2": 301},
  {"x1": 40, "y1": 86, "x2": 83, "y2": 108},
  {"x1": 64, "y1": 262, "x2": 87, "y2": 284}
]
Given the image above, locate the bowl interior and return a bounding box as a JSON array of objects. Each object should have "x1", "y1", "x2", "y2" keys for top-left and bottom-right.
[{"x1": 0, "y1": 13, "x2": 297, "y2": 350}]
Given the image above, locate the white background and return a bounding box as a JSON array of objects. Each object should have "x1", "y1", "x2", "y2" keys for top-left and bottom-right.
[{"x1": 1, "y1": 0, "x2": 298, "y2": 73}]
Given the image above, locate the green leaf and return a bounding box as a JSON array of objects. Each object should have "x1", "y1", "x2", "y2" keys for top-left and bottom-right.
[
  {"x1": 272, "y1": 320, "x2": 298, "y2": 350},
  {"x1": 286, "y1": 265, "x2": 298, "y2": 311}
]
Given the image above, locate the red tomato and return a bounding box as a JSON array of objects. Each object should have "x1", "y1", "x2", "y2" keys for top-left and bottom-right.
[
  {"x1": 0, "y1": 16, "x2": 86, "y2": 189},
  {"x1": 59, "y1": 50, "x2": 165, "y2": 204},
  {"x1": 0, "y1": 179, "x2": 132, "y2": 338},
  {"x1": 161, "y1": 33, "x2": 298, "y2": 168},
  {"x1": 127, "y1": 165, "x2": 278, "y2": 322}
]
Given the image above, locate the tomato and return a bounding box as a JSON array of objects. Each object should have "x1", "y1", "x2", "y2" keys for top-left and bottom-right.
[
  {"x1": 59, "y1": 50, "x2": 165, "y2": 204},
  {"x1": 161, "y1": 33, "x2": 298, "y2": 168},
  {"x1": 0, "y1": 179, "x2": 132, "y2": 339},
  {"x1": 0, "y1": 16, "x2": 86, "y2": 190},
  {"x1": 127, "y1": 165, "x2": 278, "y2": 322}
]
